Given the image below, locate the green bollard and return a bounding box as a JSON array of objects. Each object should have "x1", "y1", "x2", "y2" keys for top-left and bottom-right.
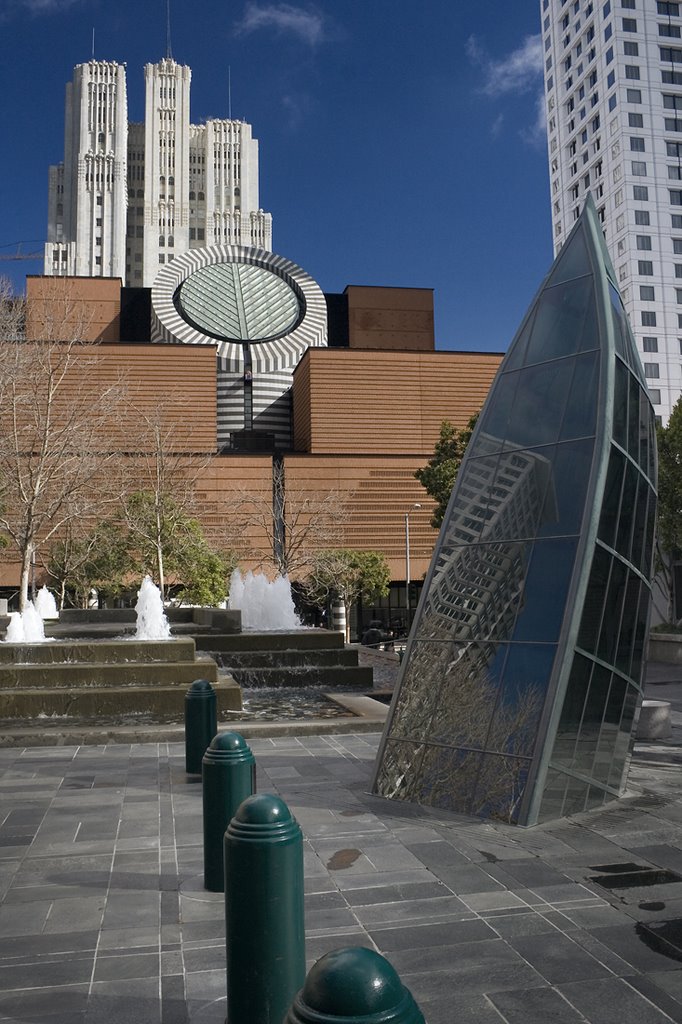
[
  {"x1": 184, "y1": 678, "x2": 217, "y2": 775},
  {"x1": 224, "y1": 793, "x2": 305, "y2": 1024},
  {"x1": 284, "y1": 947, "x2": 426, "y2": 1024},
  {"x1": 202, "y1": 732, "x2": 255, "y2": 892}
]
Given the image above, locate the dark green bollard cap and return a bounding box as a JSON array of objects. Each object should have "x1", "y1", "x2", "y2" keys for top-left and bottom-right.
[
  {"x1": 226, "y1": 793, "x2": 300, "y2": 843},
  {"x1": 202, "y1": 731, "x2": 254, "y2": 766},
  {"x1": 284, "y1": 947, "x2": 425, "y2": 1023},
  {"x1": 186, "y1": 678, "x2": 215, "y2": 696}
]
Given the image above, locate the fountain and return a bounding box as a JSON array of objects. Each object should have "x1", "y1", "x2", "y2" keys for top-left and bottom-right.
[
  {"x1": 228, "y1": 570, "x2": 302, "y2": 631},
  {"x1": 135, "y1": 575, "x2": 172, "y2": 640},
  {"x1": 4, "y1": 603, "x2": 46, "y2": 643},
  {"x1": 34, "y1": 586, "x2": 59, "y2": 620}
]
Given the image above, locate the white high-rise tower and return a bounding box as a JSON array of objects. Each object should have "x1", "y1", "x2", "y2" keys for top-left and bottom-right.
[
  {"x1": 542, "y1": 0, "x2": 682, "y2": 422},
  {"x1": 45, "y1": 56, "x2": 272, "y2": 287},
  {"x1": 45, "y1": 61, "x2": 128, "y2": 280}
]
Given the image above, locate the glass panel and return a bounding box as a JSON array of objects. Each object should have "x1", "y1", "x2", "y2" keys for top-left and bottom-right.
[
  {"x1": 439, "y1": 452, "x2": 500, "y2": 548},
  {"x1": 613, "y1": 359, "x2": 629, "y2": 449},
  {"x1": 574, "y1": 663, "x2": 612, "y2": 776},
  {"x1": 607, "y1": 684, "x2": 639, "y2": 791},
  {"x1": 428, "y1": 642, "x2": 509, "y2": 750},
  {"x1": 610, "y1": 283, "x2": 628, "y2": 359},
  {"x1": 386, "y1": 641, "x2": 447, "y2": 742},
  {"x1": 638, "y1": 387, "x2": 650, "y2": 475},
  {"x1": 374, "y1": 739, "x2": 428, "y2": 803},
  {"x1": 577, "y1": 545, "x2": 611, "y2": 653},
  {"x1": 504, "y1": 359, "x2": 572, "y2": 449},
  {"x1": 615, "y1": 460, "x2": 638, "y2": 561},
  {"x1": 648, "y1": 407, "x2": 657, "y2": 482},
  {"x1": 472, "y1": 753, "x2": 531, "y2": 824},
  {"x1": 524, "y1": 277, "x2": 595, "y2": 365},
  {"x1": 551, "y1": 653, "x2": 593, "y2": 768},
  {"x1": 577, "y1": 287, "x2": 599, "y2": 352},
  {"x1": 627, "y1": 372, "x2": 641, "y2": 463},
  {"x1": 485, "y1": 644, "x2": 557, "y2": 756},
  {"x1": 484, "y1": 449, "x2": 551, "y2": 541},
  {"x1": 559, "y1": 351, "x2": 599, "y2": 440},
  {"x1": 477, "y1": 372, "x2": 519, "y2": 451},
  {"x1": 630, "y1": 475, "x2": 648, "y2": 576},
  {"x1": 563, "y1": 775, "x2": 589, "y2": 815},
  {"x1": 504, "y1": 309, "x2": 536, "y2": 371},
  {"x1": 539, "y1": 439, "x2": 594, "y2": 538},
  {"x1": 538, "y1": 768, "x2": 569, "y2": 822},
  {"x1": 585, "y1": 784, "x2": 609, "y2": 811},
  {"x1": 630, "y1": 584, "x2": 650, "y2": 684},
  {"x1": 416, "y1": 540, "x2": 532, "y2": 644},
  {"x1": 616, "y1": 572, "x2": 641, "y2": 677},
  {"x1": 512, "y1": 538, "x2": 578, "y2": 643},
  {"x1": 592, "y1": 674, "x2": 627, "y2": 784},
  {"x1": 597, "y1": 447, "x2": 625, "y2": 549},
  {"x1": 416, "y1": 744, "x2": 484, "y2": 815},
  {"x1": 546, "y1": 224, "x2": 589, "y2": 285},
  {"x1": 597, "y1": 556, "x2": 627, "y2": 665},
  {"x1": 642, "y1": 485, "x2": 656, "y2": 577}
]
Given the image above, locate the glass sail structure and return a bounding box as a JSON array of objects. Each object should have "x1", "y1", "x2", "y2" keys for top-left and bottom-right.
[{"x1": 372, "y1": 196, "x2": 657, "y2": 825}]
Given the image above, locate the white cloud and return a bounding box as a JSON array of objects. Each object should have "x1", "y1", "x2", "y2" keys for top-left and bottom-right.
[
  {"x1": 521, "y1": 91, "x2": 548, "y2": 147},
  {"x1": 235, "y1": 3, "x2": 324, "y2": 46},
  {"x1": 467, "y1": 33, "x2": 543, "y2": 97},
  {"x1": 5, "y1": 0, "x2": 83, "y2": 13}
]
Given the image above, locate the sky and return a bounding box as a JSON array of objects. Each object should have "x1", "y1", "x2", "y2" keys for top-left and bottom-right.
[{"x1": 0, "y1": 1, "x2": 551, "y2": 354}]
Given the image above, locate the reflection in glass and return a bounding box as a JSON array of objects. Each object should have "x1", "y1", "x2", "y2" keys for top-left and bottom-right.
[
  {"x1": 524, "y1": 277, "x2": 595, "y2": 365},
  {"x1": 373, "y1": 196, "x2": 656, "y2": 826}
]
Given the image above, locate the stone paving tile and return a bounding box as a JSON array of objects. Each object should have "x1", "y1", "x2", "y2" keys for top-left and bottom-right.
[{"x1": 2, "y1": 732, "x2": 682, "y2": 1021}]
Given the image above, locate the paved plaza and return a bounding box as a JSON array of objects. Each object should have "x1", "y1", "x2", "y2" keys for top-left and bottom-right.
[{"x1": 2, "y1": 669, "x2": 682, "y2": 1023}]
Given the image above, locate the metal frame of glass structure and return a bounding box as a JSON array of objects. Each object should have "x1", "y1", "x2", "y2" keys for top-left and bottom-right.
[{"x1": 372, "y1": 197, "x2": 657, "y2": 826}]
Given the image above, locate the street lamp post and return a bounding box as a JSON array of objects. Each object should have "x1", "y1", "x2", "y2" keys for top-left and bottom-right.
[{"x1": 404, "y1": 503, "x2": 422, "y2": 635}]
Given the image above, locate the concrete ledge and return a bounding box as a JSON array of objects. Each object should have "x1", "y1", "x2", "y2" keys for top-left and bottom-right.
[{"x1": 648, "y1": 634, "x2": 682, "y2": 664}]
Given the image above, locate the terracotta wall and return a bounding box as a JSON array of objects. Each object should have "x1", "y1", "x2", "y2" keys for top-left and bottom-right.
[
  {"x1": 283, "y1": 455, "x2": 437, "y2": 581},
  {"x1": 292, "y1": 348, "x2": 502, "y2": 454},
  {"x1": 26, "y1": 276, "x2": 123, "y2": 343},
  {"x1": 345, "y1": 285, "x2": 435, "y2": 351}
]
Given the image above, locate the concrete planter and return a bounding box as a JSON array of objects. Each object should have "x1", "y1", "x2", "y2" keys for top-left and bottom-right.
[{"x1": 648, "y1": 633, "x2": 682, "y2": 664}]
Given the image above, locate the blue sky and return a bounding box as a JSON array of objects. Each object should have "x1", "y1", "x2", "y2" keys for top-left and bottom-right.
[{"x1": 0, "y1": 1, "x2": 550, "y2": 354}]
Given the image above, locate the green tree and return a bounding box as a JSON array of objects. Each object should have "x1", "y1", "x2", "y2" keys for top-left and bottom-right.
[
  {"x1": 415, "y1": 414, "x2": 479, "y2": 529},
  {"x1": 304, "y1": 549, "x2": 390, "y2": 642},
  {"x1": 123, "y1": 490, "x2": 235, "y2": 605},
  {"x1": 657, "y1": 399, "x2": 682, "y2": 622},
  {"x1": 46, "y1": 520, "x2": 129, "y2": 608}
]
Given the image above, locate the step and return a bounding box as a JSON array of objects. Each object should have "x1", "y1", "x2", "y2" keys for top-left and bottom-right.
[
  {"x1": 0, "y1": 656, "x2": 218, "y2": 689},
  {"x1": 0, "y1": 678, "x2": 241, "y2": 720},
  {"x1": 0, "y1": 638, "x2": 197, "y2": 666},
  {"x1": 190, "y1": 629, "x2": 345, "y2": 653},
  {"x1": 209, "y1": 648, "x2": 360, "y2": 670},
  {"x1": 230, "y1": 665, "x2": 373, "y2": 689}
]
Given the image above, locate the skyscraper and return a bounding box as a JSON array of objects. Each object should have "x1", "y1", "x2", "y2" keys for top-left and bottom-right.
[
  {"x1": 45, "y1": 58, "x2": 272, "y2": 288},
  {"x1": 542, "y1": 0, "x2": 682, "y2": 422}
]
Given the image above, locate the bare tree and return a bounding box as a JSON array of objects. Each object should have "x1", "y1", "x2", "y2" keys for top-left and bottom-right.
[
  {"x1": 227, "y1": 458, "x2": 351, "y2": 577},
  {"x1": 0, "y1": 278, "x2": 127, "y2": 609},
  {"x1": 116, "y1": 407, "x2": 217, "y2": 599}
]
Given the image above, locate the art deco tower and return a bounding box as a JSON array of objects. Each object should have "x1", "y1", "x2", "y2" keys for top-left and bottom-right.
[
  {"x1": 45, "y1": 61, "x2": 128, "y2": 280},
  {"x1": 45, "y1": 57, "x2": 272, "y2": 287}
]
